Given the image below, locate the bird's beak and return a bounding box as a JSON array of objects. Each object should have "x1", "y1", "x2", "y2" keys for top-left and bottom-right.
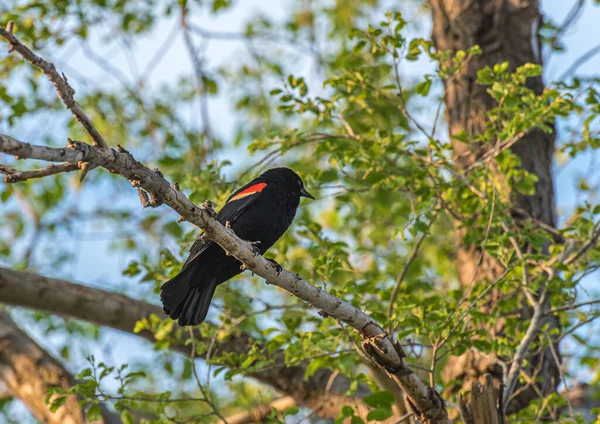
[{"x1": 300, "y1": 186, "x2": 315, "y2": 200}]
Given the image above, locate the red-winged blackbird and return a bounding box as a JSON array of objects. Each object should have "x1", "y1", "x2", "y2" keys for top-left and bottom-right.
[{"x1": 161, "y1": 167, "x2": 314, "y2": 326}]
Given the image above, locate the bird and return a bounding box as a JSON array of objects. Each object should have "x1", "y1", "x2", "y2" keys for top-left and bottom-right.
[{"x1": 160, "y1": 167, "x2": 314, "y2": 326}]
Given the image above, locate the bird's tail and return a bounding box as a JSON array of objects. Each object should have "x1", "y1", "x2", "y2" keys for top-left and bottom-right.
[{"x1": 160, "y1": 265, "x2": 217, "y2": 326}]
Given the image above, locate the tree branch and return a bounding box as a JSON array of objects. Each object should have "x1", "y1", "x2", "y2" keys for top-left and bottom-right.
[
  {"x1": 0, "y1": 162, "x2": 79, "y2": 183},
  {"x1": 220, "y1": 396, "x2": 296, "y2": 424},
  {"x1": 0, "y1": 266, "x2": 377, "y2": 419},
  {"x1": 1, "y1": 23, "x2": 108, "y2": 149},
  {"x1": 0, "y1": 26, "x2": 450, "y2": 423},
  {"x1": 0, "y1": 130, "x2": 449, "y2": 422},
  {"x1": 0, "y1": 312, "x2": 120, "y2": 424}
]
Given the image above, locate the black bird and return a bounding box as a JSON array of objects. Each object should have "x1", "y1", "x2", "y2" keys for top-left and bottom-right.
[{"x1": 160, "y1": 167, "x2": 314, "y2": 326}]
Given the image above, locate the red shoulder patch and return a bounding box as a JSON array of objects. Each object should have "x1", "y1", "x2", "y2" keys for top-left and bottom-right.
[{"x1": 228, "y1": 182, "x2": 267, "y2": 202}]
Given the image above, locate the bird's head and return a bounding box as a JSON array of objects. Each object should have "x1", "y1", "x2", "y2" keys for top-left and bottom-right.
[{"x1": 260, "y1": 167, "x2": 314, "y2": 200}]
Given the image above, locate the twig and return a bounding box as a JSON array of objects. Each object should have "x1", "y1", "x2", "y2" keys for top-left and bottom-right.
[
  {"x1": 188, "y1": 328, "x2": 228, "y2": 423},
  {"x1": 180, "y1": 6, "x2": 213, "y2": 146},
  {"x1": 436, "y1": 269, "x2": 509, "y2": 353},
  {"x1": 558, "y1": 42, "x2": 600, "y2": 81},
  {"x1": 556, "y1": 313, "x2": 600, "y2": 344},
  {"x1": 0, "y1": 24, "x2": 108, "y2": 149},
  {"x1": 187, "y1": 24, "x2": 321, "y2": 59},
  {"x1": 388, "y1": 232, "x2": 426, "y2": 318},
  {"x1": 394, "y1": 412, "x2": 415, "y2": 424},
  {"x1": 564, "y1": 221, "x2": 600, "y2": 265},
  {"x1": 0, "y1": 163, "x2": 79, "y2": 183},
  {"x1": 503, "y1": 292, "x2": 547, "y2": 408},
  {"x1": 140, "y1": 19, "x2": 181, "y2": 81},
  {"x1": 545, "y1": 299, "x2": 600, "y2": 315},
  {"x1": 435, "y1": 189, "x2": 497, "y2": 344},
  {"x1": 542, "y1": 330, "x2": 574, "y2": 419}
]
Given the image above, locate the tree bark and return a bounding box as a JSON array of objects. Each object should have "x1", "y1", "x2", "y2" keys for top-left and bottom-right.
[
  {"x1": 429, "y1": 0, "x2": 559, "y2": 413},
  {"x1": 0, "y1": 312, "x2": 119, "y2": 424}
]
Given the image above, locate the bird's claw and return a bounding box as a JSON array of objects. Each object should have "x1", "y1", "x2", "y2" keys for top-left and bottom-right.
[
  {"x1": 201, "y1": 200, "x2": 217, "y2": 218},
  {"x1": 247, "y1": 240, "x2": 261, "y2": 256},
  {"x1": 265, "y1": 258, "x2": 283, "y2": 275}
]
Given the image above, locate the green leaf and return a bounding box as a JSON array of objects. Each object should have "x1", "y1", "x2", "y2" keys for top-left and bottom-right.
[
  {"x1": 353, "y1": 40, "x2": 367, "y2": 53},
  {"x1": 212, "y1": 0, "x2": 231, "y2": 12},
  {"x1": 49, "y1": 396, "x2": 67, "y2": 412},
  {"x1": 0, "y1": 185, "x2": 12, "y2": 203},
  {"x1": 87, "y1": 404, "x2": 102, "y2": 421},
  {"x1": 415, "y1": 79, "x2": 432, "y2": 96},
  {"x1": 477, "y1": 67, "x2": 494, "y2": 85},
  {"x1": 367, "y1": 407, "x2": 393, "y2": 421},
  {"x1": 284, "y1": 406, "x2": 300, "y2": 416},
  {"x1": 493, "y1": 62, "x2": 509, "y2": 74},
  {"x1": 202, "y1": 76, "x2": 218, "y2": 95},
  {"x1": 363, "y1": 391, "x2": 395, "y2": 408},
  {"x1": 341, "y1": 405, "x2": 355, "y2": 417},
  {"x1": 120, "y1": 410, "x2": 135, "y2": 424}
]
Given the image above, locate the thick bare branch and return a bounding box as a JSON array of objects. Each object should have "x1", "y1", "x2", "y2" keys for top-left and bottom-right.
[
  {"x1": 0, "y1": 312, "x2": 119, "y2": 424},
  {"x1": 0, "y1": 266, "x2": 377, "y2": 419},
  {"x1": 0, "y1": 25, "x2": 108, "y2": 149},
  {"x1": 220, "y1": 396, "x2": 296, "y2": 424}
]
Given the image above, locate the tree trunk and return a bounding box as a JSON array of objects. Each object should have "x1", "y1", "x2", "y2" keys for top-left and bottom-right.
[
  {"x1": 429, "y1": 0, "x2": 559, "y2": 412},
  {"x1": 0, "y1": 312, "x2": 119, "y2": 424}
]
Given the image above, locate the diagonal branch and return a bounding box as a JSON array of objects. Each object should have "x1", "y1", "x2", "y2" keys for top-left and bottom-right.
[
  {"x1": 1, "y1": 23, "x2": 108, "y2": 150},
  {"x1": 0, "y1": 132, "x2": 450, "y2": 423},
  {"x1": 0, "y1": 25, "x2": 450, "y2": 423},
  {"x1": 0, "y1": 266, "x2": 376, "y2": 419}
]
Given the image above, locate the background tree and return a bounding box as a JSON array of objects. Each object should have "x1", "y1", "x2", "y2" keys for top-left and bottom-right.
[{"x1": 1, "y1": 0, "x2": 600, "y2": 423}]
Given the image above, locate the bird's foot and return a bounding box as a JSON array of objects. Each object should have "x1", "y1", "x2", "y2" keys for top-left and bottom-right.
[
  {"x1": 265, "y1": 258, "x2": 283, "y2": 276},
  {"x1": 202, "y1": 200, "x2": 217, "y2": 218},
  {"x1": 246, "y1": 240, "x2": 261, "y2": 256}
]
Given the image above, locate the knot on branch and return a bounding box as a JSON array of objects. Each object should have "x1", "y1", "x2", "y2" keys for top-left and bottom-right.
[
  {"x1": 77, "y1": 161, "x2": 97, "y2": 182},
  {"x1": 66, "y1": 138, "x2": 94, "y2": 161},
  {"x1": 116, "y1": 144, "x2": 130, "y2": 154},
  {"x1": 65, "y1": 138, "x2": 106, "y2": 182},
  {"x1": 0, "y1": 165, "x2": 17, "y2": 182},
  {"x1": 137, "y1": 188, "x2": 163, "y2": 208}
]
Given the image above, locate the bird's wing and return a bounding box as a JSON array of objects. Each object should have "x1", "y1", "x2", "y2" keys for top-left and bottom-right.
[{"x1": 182, "y1": 180, "x2": 267, "y2": 267}]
